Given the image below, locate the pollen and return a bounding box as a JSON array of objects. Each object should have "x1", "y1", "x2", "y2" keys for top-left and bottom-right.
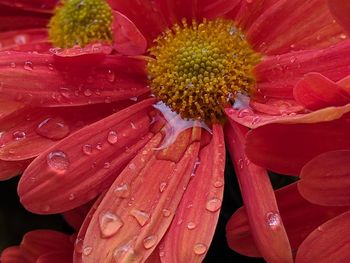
[
  {"x1": 48, "y1": 0, "x2": 113, "y2": 48},
  {"x1": 147, "y1": 19, "x2": 260, "y2": 123}
]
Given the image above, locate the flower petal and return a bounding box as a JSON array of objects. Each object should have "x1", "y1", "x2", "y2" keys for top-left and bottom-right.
[
  {"x1": 298, "y1": 150, "x2": 350, "y2": 206},
  {"x1": 0, "y1": 28, "x2": 48, "y2": 51},
  {"x1": 78, "y1": 127, "x2": 201, "y2": 262},
  {"x1": 112, "y1": 11, "x2": 147, "y2": 56},
  {"x1": 198, "y1": 0, "x2": 240, "y2": 19},
  {"x1": 0, "y1": 51, "x2": 149, "y2": 106},
  {"x1": 18, "y1": 99, "x2": 156, "y2": 214},
  {"x1": 0, "y1": 159, "x2": 31, "y2": 180},
  {"x1": 0, "y1": 0, "x2": 57, "y2": 13},
  {"x1": 36, "y1": 251, "x2": 72, "y2": 263},
  {"x1": 256, "y1": 39, "x2": 350, "y2": 99},
  {"x1": 295, "y1": 211, "x2": 350, "y2": 263},
  {"x1": 0, "y1": 247, "x2": 30, "y2": 263},
  {"x1": 244, "y1": 0, "x2": 344, "y2": 55},
  {"x1": 225, "y1": 120, "x2": 292, "y2": 263},
  {"x1": 246, "y1": 111, "x2": 350, "y2": 175},
  {"x1": 0, "y1": 101, "x2": 134, "y2": 161},
  {"x1": 227, "y1": 183, "x2": 349, "y2": 257},
  {"x1": 327, "y1": 0, "x2": 350, "y2": 35},
  {"x1": 294, "y1": 73, "x2": 350, "y2": 110},
  {"x1": 160, "y1": 124, "x2": 225, "y2": 262}
]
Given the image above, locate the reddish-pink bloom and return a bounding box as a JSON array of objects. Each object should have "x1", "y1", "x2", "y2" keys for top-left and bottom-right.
[
  {"x1": 227, "y1": 1, "x2": 350, "y2": 261},
  {"x1": 1, "y1": 0, "x2": 350, "y2": 262}
]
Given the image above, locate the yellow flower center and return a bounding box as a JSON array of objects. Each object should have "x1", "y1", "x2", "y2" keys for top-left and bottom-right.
[
  {"x1": 48, "y1": 0, "x2": 113, "y2": 48},
  {"x1": 147, "y1": 19, "x2": 260, "y2": 123}
]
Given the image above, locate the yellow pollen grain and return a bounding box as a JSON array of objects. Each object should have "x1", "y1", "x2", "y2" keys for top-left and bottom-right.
[
  {"x1": 147, "y1": 18, "x2": 261, "y2": 123},
  {"x1": 48, "y1": 0, "x2": 113, "y2": 48}
]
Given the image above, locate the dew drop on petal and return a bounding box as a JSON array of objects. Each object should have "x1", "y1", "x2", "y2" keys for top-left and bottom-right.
[
  {"x1": 162, "y1": 209, "x2": 171, "y2": 217},
  {"x1": 99, "y1": 211, "x2": 124, "y2": 238},
  {"x1": 106, "y1": 69, "x2": 115, "y2": 82},
  {"x1": 114, "y1": 183, "x2": 130, "y2": 198},
  {"x1": 68, "y1": 193, "x2": 75, "y2": 200},
  {"x1": 47, "y1": 150, "x2": 70, "y2": 171},
  {"x1": 113, "y1": 242, "x2": 135, "y2": 261},
  {"x1": 83, "y1": 246, "x2": 92, "y2": 256},
  {"x1": 75, "y1": 238, "x2": 84, "y2": 254},
  {"x1": 23, "y1": 61, "x2": 33, "y2": 71},
  {"x1": 143, "y1": 235, "x2": 158, "y2": 249},
  {"x1": 82, "y1": 144, "x2": 93, "y2": 155},
  {"x1": 36, "y1": 117, "x2": 70, "y2": 140},
  {"x1": 265, "y1": 212, "x2": 281, "y2": 229},
  {"x1": 107, "y1": 130, "x2": 118, "y2": 144},
  {"x1": 193, "y1": 243, "x2": 207, "y2": 255},
  {"x1": 213, "y1": 179, "x2": 224, "y2": 188},
  {"x1": 96, "y1": 143, "x2": 103, "y2": 150},
  {"x1": 130, "y1": 209, "x2": 150, "y2": 226},
  {"x1": 237, "y1": 108, "x2": 253, "y2": 118},
  {"x1": 104, "y1": 162, "x2": 111, "y2": 169},
  {"x1": 187, "y1": 222, "x2": 196, "y2": 230},
  {"x1": 205, "y1": 198, "x2": 222, "y2": 212},
  {"x1": 159, "y1": 182, "x2": 167, "y2": 193},
  {"x1": 12, "y1": 131, "x2": 26, "y2": 140}
]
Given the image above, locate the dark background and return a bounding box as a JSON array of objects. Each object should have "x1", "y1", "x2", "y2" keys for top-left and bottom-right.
[{"x1": 0, "y1": 153, "x2": 290, "y2": 262}]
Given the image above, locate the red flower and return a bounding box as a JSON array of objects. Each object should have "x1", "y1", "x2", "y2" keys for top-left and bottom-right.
[
  {"x1": 227, "y1": 1, "x2": 350, "y2": 261},
  {"x1": 0, "y1": 0, "x2": 350, "y2": 262}
]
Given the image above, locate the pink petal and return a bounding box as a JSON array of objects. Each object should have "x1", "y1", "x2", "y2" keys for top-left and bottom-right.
[
  {"x1": 225, "y1": 120, "x2": 293, "y2": 263},
  {"x1": 295, "y1": 211, "x2": 350, "y2": 263},
  {"x1": 256, "y1": 40, "x2": 350, "y2": 99},
  {"x1": 245, "y1": 0, "x2": 344, "y2": 55},
  {"x1": 18, "y1": 99, "x2": 156, "y2": 214},
  {"x1": 227, "y1": 183, "x2": 349, "y2": 257},
  {"x1": 198, "y1": 0, "x2": 240, "y2": 19},
  {"x1": 0, "y1": 28, "x2": 48, "y2": 51},
  {"x1": 160, "y1": 125, "x2": 225, "y2": 262},
  {"x1": 327, "y1": 0, "x2": 350, "y2": 35},
  {"x1": 112, "y1": 11, "x2": 147, "y2": 56},
  {"x1": 0, "y1": 0, "x2": 57, "y2": 13},
  {"x1": 246, "y1": 110, "x2": 350, "y2": 175},
  {"x1": 298, "y1": 150, "x2": 350, "y2": 206},
  {"x1": 0, "y1": 51, "x2": 149, "y2": 106},
  {"x1": 0, "y1": 247, "x2": 30, "y2": 263},
  {"x1": 0, "y1": 101, "x2": 134, "y2": 161},
  {"x1": 294, "y1": 73, "x2": 350, "y2": 110},
  {"x1": 0, "y1": 159, "x2": 31, "y2": 181},
  {"x1": 36, "y1": 251, "x2": 72, "y2": 263},
  {"x1": 77, "y1": 127, "x2": 202, "y2": 262}
]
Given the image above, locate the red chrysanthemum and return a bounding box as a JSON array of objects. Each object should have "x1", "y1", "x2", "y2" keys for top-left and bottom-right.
[{"x1": 0, "y1": 0, "x2": 350, "y2": 262}]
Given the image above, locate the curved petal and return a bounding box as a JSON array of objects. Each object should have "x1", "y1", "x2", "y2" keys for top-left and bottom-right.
[
  {"x1": 199, "y1": 0, "x2": 240, "y2": 19},
  {"x1": 225, "y1": 120, "x2": 292, "y2": 263},
  {"x1": 0, "y1": 0, "x2": 57, "y2": 13},
  {"x1": 112, "y1": 11, "x2": 147, "y2": 56},
  {"x1": 327, "y1": 0, "x2": 350, "y2": 35},
  {"x1": 294, "y1": 73, "x2": 350, "y2": 110},
  {"x1": 243, "y1": 0, "x2": 344, "y2": 55},
  {"x1": 36, "y1": 251, "x2": 72, "y2": 263},
  {"x1": 0, "y1": 101, "x2": 134, "y2": 161},
  {"x1": 0, "y1": 51, "x2": 149, "y2": 106},
  {"x1": 160, "y1": 125, "x2": 225, "y2": 262},
  {"x1": 298, "y1": 150, "x2": 350, "y2": 206},
  {"x1": 18, "y1": 99, "x2": 156, "y2": 214},
  {"x1": 78, "y1": 128, "x2": 201, "y2": 262},
  {"x1": 0, "y1": 247, "x2": 30, "y2": 263},
  {"x1": 227, "y1": 183, "x2": 349, "y2": 257},
  {"x1": 0, "y1": 159, "x2": 31, "y2": 180},
  {"x1": 246, "y1": 111, "x2": 350, "y2": 175},
  {"x1": 256, "y1": 39, "x2": 350, "y2": 99},
  {"x1": 295, "y1": 211, "x2": 350, "y2": 263}
]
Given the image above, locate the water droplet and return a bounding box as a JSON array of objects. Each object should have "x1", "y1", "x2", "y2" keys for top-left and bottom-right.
[
  {"x1": 193, "y1": 243, "x2": 207, "y2": 255},
  {"x1": 143, "y1": 235, "x2": 158, "y2": 249},
  {"x1": 104, "y1": 162, "x2": 111, "y2": 169},
  {"x1": 82, "y1": 144, "x2": 93, "y2": 155},
  {"x1": 99, "y1": 211, "x2": 124, "y2": 238},
  {"x1": 159, "y1": 182, "x2": 167, "y2": 193},
  {"x1": 107, "y1": 130, "x2": 118, "y2": 144},
  {"x1": 265, "y1": 212, "x2": 281, "y2": 229},
  {"x1": 106, "y1": 69, "x2": 115, "y2": 82},
  {"x1": 84, "y1": 89, "x2": 92, "y2": 97},
  {"x1": 205, "y1": 198, "x2": 222, "y2": 212},
  {"x1": 213, "y1": 179, "x2": 224, "y2": 188},
  {"x1": 75, "y1": 238, "x2": 84, "y2": 253},
  {"x1": 23, "y1": 61, "x2": 33, "y2": 71},
  {"x1": 130, "y1": 209, "x2": 150, "y2": 226},
  {"x1": 83, "y1": 246, "x2": 92, "y2": 256},
  {"x1": 96, "y1": 143, "x2": 103, "y2": 150},
  {"x1": 187, "y1": 222, "x2": 196, "y2": 230},
  {"x1": 47, "y1": 63, "x2": 54, "y2": 71},
  {"x1": 238, "y1": 158, "x2": 244, "y2": 169},
  {"x1": 68, "y1": 193, "x2": 75, "y2": 200},
  {"x1": 130, "y1": 122, "x2": 136, "y2": 129},
  {"x1": 9, "y1": 62, "x2": 16, "y2": 68},
  {"x1": 191, "y1": 158, "x2": 201, "y2": 176},
  {"x1": 129, "y1": 97, "x2": 138, "y2": 102},
  {"x1": 162, "y1": 209, "x2": 171, "y2": 217},
  {"x1": 113, "y1": 242, "x2": 135, "y2": 261},
  {"x1": 36, "y1": 117, "x2": 70, "y2": 140},
  {"x1": 47, "y1": 150, "x2": 70, "y2": 171},
  {"x1": 237, "y1": 108, "x2": 253, "y2": 118},
  {"x1": 114, "y1": 183, "x2": 130, "y2": 198},
  {"x1": 12, "y1": 131, "x2": 26, "y2": 140}
]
